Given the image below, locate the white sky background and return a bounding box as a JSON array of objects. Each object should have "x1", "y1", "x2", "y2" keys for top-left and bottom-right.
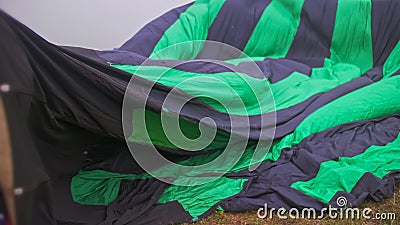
[{"x1": 0, "y1": 0, "x2": 192, "y2": 50}]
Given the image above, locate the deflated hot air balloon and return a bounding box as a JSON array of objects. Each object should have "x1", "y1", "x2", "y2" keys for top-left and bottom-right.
[{"x1": 0, "y1": 0, "x2": 399, "y2": 224}]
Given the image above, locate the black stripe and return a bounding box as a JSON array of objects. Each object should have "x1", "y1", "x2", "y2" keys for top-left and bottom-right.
[
  {"x1": 394, "y1": 69, "x2": 400, "y2": 76},
  {"x1": 286, "y1": 0, "x2": 338, "y2": 59},
  {"x1": 140, "y1": 58, "x2": 312, "y2": 82},
  {"x1": 371, "y1": 0, "x2": 400, "y2": 66},
  {"x1": 253, "y1": 58, "x2": 312, "y2": 83},
  {"x1": 119, "y1": 3, "x2": 193, "y2": 57},
  {"x1": 196, "y1": 0, "x2": 272, "y2": 60},
  {"x1": 101, "y1": 56, "x2": 312, "y2": 81}
]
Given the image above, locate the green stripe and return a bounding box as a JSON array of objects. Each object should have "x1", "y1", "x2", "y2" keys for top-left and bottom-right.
[
  {"x1": 112, "y1": 64, "x2": 273, "y2": 116},
  {"x1": 113, "y1": 58, "x2": 363, "y2": 116},
  {"x1": 243, "y1": 0, "x2": 304, "y2": 58},
  {"x1": 71, "y1": 170, "x2": 147, "y2": 205},
  {"x1": 330, "y1": 0, "x2": 373, "y2": 73},
  {"x1": 150, "y1": 0, "x2": 226, "y2": 60},
  {"x1": 129, "y1": 110, "x2": 230, "y2": 150},
  {"x1": 383, "y1": 41, "x2": 400, "y2": 77},
  {"x1": 158, "y1": 177, "x2": 247, "y2": 217},
  {"x1": 268, "y1": 73, "x2": 400, "y2": 162},
  {"x1": 291, "y1": 133, "x2": 400, "y2": 203},
  {"x1": 272, "y1": 59, "x2": 363, "y2": 111}
]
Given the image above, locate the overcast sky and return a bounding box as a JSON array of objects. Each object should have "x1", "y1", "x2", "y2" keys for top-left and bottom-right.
[{"x1": 0, "y1": 0, "x2": 192, "y2": 50}]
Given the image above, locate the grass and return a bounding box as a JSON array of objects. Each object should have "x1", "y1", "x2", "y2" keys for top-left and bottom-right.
[{"x1": 191, "y1": 185, "x2": 399, "y2": 225}]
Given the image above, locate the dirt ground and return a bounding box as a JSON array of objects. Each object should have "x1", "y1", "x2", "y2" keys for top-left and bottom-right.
[{"x1": 193, "y1": 186, "x2": 399, "y2": 225}]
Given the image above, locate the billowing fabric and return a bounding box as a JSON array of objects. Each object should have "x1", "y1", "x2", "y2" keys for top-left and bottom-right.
[{"x1": 0, "y1": 0, "x2": 400, "y2": 224}]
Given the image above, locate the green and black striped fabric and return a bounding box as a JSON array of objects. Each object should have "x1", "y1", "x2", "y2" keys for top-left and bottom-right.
[{"x1": 0, "y1": 0, "x2": 399, "y2": 224}]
